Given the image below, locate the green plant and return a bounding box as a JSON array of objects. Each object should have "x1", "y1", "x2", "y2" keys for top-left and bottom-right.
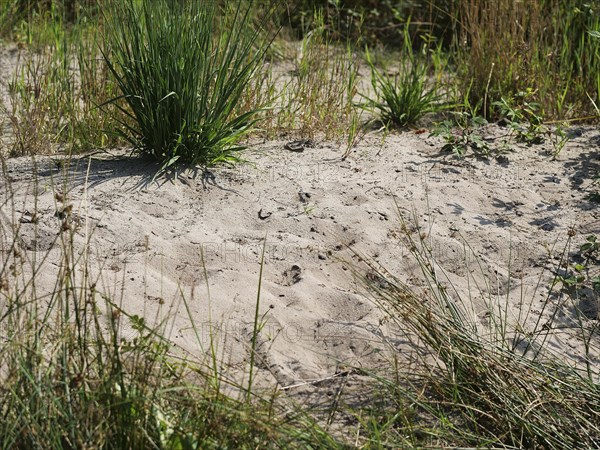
[
  {"x1": 581, "y1": 235, "x2": 600, "y2": 259},
  {"x1": 430, "y1": 114, "x2": 490, "y2": 157},
  {"x1": 553, "y1": 263, "x2": 588, "y2": 289},
  {"x1": 584, "y1": 238, "x2": 600, "y2": 290},
  {"x1": 548, "y1": 123, "x2": 570, "y2": 158},
  {"x1": 493, "y1": 89, "x2": 547, "y2": 145},
  {"x1": 554, "y1": 235, "x2": 600, "y2": 290},
  {"x1": 102, "y1": 0, "x2": 273, "y2": 172},
  {"x1": 360, "y1": 26, "x2": 442, "y2": 128},
  {"x1": 588, "y1": 172, "x2": 600, "y2": 203}
]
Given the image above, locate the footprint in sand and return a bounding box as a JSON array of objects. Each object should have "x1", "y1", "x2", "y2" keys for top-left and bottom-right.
[{"x1": 282, "y1": 264, "x2": 302, "y2": 286}]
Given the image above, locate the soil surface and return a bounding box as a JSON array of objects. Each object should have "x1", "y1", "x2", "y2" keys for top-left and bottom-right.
[{"x1": 1, "y1": 128, "x2": 599, "y2": 396}]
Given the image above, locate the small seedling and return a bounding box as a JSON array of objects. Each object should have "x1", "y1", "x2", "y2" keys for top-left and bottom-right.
[
  {"x1": 553, "y1": 235, "x2": 600, "y2": 291},
  {"x1": 303, "y1": 205, "x2": 315, "y2": 215},
  {"x1": 581, "y1": 235, "x2": 599, "y2": 261},
  {"x1": 548, "y1": 123, "x2": 570, "y2": 158},
  {"x1": 493, "y1": 89, "x2": 547, "y2": 145},
  {"x1": 430, "y1": 113, "x2": 490, "y2": 157},
  {"x1": 553, "y1": 265, "x2": 586, "y2": 289},
  {"x1": 587, "y1": 172, "x2": 600, "y2": 203}
]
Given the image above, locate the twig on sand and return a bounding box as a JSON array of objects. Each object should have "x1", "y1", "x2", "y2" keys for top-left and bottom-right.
[{"x1": 280, "y1": 369, "x2": 353, "y2": 391}]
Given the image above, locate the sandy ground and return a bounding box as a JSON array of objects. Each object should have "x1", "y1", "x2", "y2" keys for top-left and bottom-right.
[
  {"x1": 1, "y1": 128, "x2": 599, "y2": 397},
  {"x1": 1, "y1": 35, "x2": 599, "y2": 408}
]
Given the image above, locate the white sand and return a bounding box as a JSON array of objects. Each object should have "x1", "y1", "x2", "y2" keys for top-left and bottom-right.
[{"x1": 1, "y1": 129, "x2": 599, "y2": 391}]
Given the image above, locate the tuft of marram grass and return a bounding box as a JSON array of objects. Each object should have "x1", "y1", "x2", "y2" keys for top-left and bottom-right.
[
  {"x1": 102, "y1": 0, "x2": 273, "y2": 172},
  {"x1": 360, "y1": 25, "x2": 444, "y2": 129}
]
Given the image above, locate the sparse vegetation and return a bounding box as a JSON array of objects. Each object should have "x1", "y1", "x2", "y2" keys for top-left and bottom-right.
[
  {"x1": 430, "y1": 113, "x2": 490, "y2": 157},
  {"x1": 4, "y1": 5, "x2": 116, "y2": 155},
  {"x1": 358, "y1": 213, "x2": 600, "y2": 448},
  {"x1": 493, "y1": 89, "x2": 547, "y2": 145},
  {"x1": 453, "y1": 0, "x2": 600, "y2": 120},
  {"x1": 553, "y1": 234, "x2": 600, "y2": 295},
  {"x1": 265, "y1": 11, "x2": 361, "y2": 145},
  {"x1": 1, "y1": 0, "x2": 599, "y2": 448}
]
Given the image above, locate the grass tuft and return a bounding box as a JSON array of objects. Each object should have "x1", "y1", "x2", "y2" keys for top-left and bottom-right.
[
  {"x1": 360, "y1": 26, "x2": 444, "y2": 129},
  {"x1": 102, "y1": 0, "x2": 273, "y2": 172}
]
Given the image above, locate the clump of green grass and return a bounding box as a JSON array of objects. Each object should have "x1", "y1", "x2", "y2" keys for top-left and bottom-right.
[
  {"x1": 360, "y1": 27, "x2": 444, "y2": 129},
  {"x1": 102, "y1": 0, "x2": 273, "y2": 172},
  {"x1": 358, "y1": 212, "x2": 600, "y2": 448}
]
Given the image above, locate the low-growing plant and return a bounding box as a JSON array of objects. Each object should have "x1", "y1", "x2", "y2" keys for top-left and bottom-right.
[
  {"x1": 430, "y1": 113, "x2": 490, "y2": 157},
  {"x1": 493, "y1": 89, "x2": 547, "y2": 145},
  {"x1": 553, "y1": 262, "x2": 588, "y2": 290},
  {"x1": 554, "y1": 234, "x2": 600, "y2": 291},
  {"x1": 102, "y1": 0, "x2": 274, "y2": 172},
  {"x1": 588, "y1": 172, "x2": 600, "y2": 203},
  {"x1": 548, "y1": 123, "x2": 570, "y2": 159},
  {"x1": 581, "y1": 235, "x2": 600, "y2": 259}
]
